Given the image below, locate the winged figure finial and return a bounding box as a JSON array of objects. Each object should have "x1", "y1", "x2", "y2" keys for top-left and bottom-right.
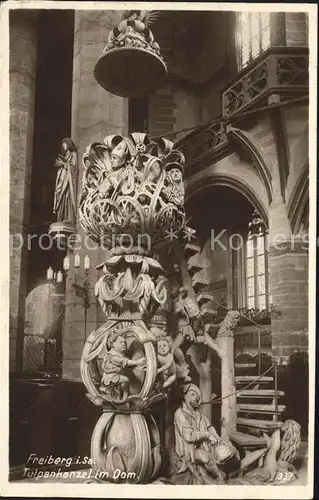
[
  {"x1": 121, "y1": 10, "x2": 161, "y2": 26},
  {"x1": 140, "y1": 10, "x2": 161, "y2": 26}
]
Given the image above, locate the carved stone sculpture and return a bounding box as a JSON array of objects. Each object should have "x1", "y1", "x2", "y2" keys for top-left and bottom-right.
[
  {"x1": 49, "y1": 138, "x2": 78, "y2": 242},
  {"x1": 79, "y1": 134, "x2": 188, "y2": 483},
  {"x1": 105, "y1": 11, "x2": 162, "y2": 56},
  {"x1": 81, "y1": 22, "x2": 305, "y2": 485},
  {"x1": 155, "y1": 335, "x2": 176, "y2": 390},
  {"x1": 242, "y1": 420, "x2": 302, "y2": 484},
  {"x1": 162, "y1": 162, "x2": 185, "y2": 206},
  {"x1": 172, "y1": 285, "x2": 199, "y2": 343},
  {"x1": 99, "y1": 331, "x2": 146, "y2": 401},
  {"x1": 173, "y1": 384, "x2": 239, "y2": 484},
  {"x1": 150, "y1": 326, "x2": 191, "y2": 388},
  {"x1": 79, "y1": 134, "x2": 186, "y2": 250},
  {"x1": 76, "y1": 129, "x2": 303, "y2": 485}
]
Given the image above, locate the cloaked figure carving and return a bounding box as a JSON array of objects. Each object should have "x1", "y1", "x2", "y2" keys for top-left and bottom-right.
[
  {"x1": 53, "y1": 138, "x2": 78, "y2": 224},
  {"x1": 162, "y1": 162, "x2": 185, "y2": 206}
]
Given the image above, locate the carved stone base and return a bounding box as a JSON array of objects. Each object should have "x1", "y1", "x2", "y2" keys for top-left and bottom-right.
[
  {"x1": 90, "y1": 410, "x2": 161, "y2": 484},
  {"x1": 49, "y1": 221, "x2": 77, "y2": 248}
]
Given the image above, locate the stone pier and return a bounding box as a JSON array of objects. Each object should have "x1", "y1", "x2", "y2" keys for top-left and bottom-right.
[{"x1": 9, "y1": 11, "x2": 38, "y2": 372}]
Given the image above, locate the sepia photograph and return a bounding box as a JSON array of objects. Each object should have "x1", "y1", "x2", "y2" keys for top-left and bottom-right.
[{"x1": 1, "y1": 1, "x2": 316, "y2": 498}]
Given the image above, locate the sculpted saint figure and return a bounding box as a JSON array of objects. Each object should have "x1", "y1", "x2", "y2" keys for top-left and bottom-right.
[
  {"x1": 162, "y1": 162, "x2": 185, "y2": 206},
  {"x1": 174, "y1": 384, "x2": 238, "y2": 482},
  {"x1": 143, "y1": 157, "x2": 163, "y2": 185},
  {"x1": 98, "y1": 140, "x2": 128, "y2": 198},
  {"x1": 53, "y1": 138, "x2": 78, "y2": 224}
]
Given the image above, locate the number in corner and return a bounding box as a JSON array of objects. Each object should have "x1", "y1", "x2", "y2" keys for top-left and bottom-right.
[{"x1": 275, "y1": 470, "x2": 294, "y2": 482}]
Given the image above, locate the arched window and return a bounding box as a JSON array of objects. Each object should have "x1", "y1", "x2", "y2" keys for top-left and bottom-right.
[
  {"x1": 236, "y1": 12, "x2": 271, "y2": 69},
  {"x1": 245, "y1": 211, "x2": 270, "y2": 310}
]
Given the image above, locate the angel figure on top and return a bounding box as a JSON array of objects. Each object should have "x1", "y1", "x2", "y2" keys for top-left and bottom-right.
[{"x1": 105, "y1": 10, "x2": 161, "y2": 54}]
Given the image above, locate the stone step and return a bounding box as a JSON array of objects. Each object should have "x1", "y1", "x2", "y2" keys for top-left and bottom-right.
[
  {"x1": 184, "y1": 243, "x2": 201, "y2": 260},
  {"x1": 192, "y1": 276, "x2": 209, "y2": 293},
  {"x1": 235, "y1": 376, "x2": 273, "y2": 384},
  {"x1": 200, "y1": 308, "x2": 218, "y2": 321},
  {"x1": 235, "y1": 363, "x2": 256, "y2": 369},
  {"x1": 237, "y1": 389, "x2": 285, "y2": 398},
  {"x1": 237, "y1": 417, "x2": 283, "y2": 431},
  {"x1": 237, "y1": 403, "x2": 286, "y2": 414},
  {"x1": 197, "y1": 292, "x2": 213, "y2": 308},
  {"x1": 187, "y1": 261, "x2": 203, "y2": 275},
  {"x1": 229, "y1": 431, "x2": 267, "y2": 449}
]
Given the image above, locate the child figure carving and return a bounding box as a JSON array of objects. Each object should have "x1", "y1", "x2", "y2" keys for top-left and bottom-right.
[
  {"x1": 100, "y1": 333, "x2": 146, "y2": 401},
  {"x1": 156, "y1": 336, "x2": 176, "y2": 390}
]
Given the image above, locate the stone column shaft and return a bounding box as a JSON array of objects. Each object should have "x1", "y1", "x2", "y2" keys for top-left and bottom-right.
[
  {"x1": 9, "y1": 11, "x2": 38, "y2": 371},
  {"x1": 269, "y1": 242, "x2": 308, "y2": 362}
]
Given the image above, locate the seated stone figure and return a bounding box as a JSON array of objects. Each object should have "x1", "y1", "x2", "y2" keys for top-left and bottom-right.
[
  {"x1": 174, "y1": 384, "x2": 239, "y2": 483},
  {"x1": 100, "y1": 332, "x2": 146, "y2": 401}
]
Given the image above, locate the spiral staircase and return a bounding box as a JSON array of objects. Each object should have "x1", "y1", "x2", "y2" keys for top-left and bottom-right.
[
  {"x1": 229, "y1": 364, "x2": 285, "y2": 450},
  {"x1": 183, "y1": 242, "x2": 286, "y2": 452},
  {"x1": 184, "y1": 243, "x2": 210, "y2": 297}
]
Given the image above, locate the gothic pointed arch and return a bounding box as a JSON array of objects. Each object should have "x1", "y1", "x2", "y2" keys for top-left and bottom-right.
[
  {"x1": 227, "y1": 126, "x2": 273, "y2": 205},
  {"x1": 186, "y1": 172, "x2": 269, "y2": 227}
]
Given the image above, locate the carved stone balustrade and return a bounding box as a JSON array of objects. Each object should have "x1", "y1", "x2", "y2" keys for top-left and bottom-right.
[
  {"x1": 222, "y1": 46, "x2": 309, "y2": 117},
  {"x1": 237, "y1": 307, "x2": 271, "y2": 326},
  {"x1": 176, "y1": 47, "x2": 308, "y2": 171},
  {"x1": 176, "y1": 121, "x2": 228, "y2": 169}
]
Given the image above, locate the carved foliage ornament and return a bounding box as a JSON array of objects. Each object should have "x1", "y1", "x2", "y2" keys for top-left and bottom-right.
[
  {"x1": 94, "y1": 254, "x2": 167, "y2": 318},
  {"x1": 79, "y1": 133, "x2": 186, "y2": 251}
]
